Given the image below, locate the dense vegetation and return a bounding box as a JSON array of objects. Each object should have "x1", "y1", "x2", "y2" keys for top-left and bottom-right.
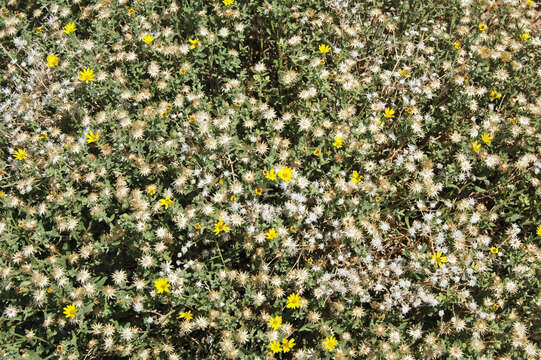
[{"x1": 0, "y1": 0, "x2": 540, "y2": 359}]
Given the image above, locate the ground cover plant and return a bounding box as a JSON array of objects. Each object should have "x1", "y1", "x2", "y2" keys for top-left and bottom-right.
[{"x1": 0, "y1": 0, "x2": 540, "y2": 359}]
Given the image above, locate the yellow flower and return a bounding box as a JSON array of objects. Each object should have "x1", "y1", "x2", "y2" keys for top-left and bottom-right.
[
  {"x1": 481, "y1": 133, "x2": 493, "y2": 144},
  {"x1": 479, "y1": 23, "x2": 487, "y2": 32},
  {"x1": 36, "y1": 26, "x2": 42, "y2": 34},
  {"x1": 472, "y1": 141, "x2": 481, "y2": 153},
  {"x1": 143, "y1": 35, "x2": 154, "y2": 44},
  {"x1": 128, "y1": 8, "x2": 135, "y2": 15},
  {"x1": 266, "y1": 228, "x2": 278, "y2": 240},
  {"x1": 146, "y1": 184, "x2": 156, "y2": 195},
  {"x1": 313, "y1": 148, "x2": 321, "y2": 156},
  {"x1": 79, "y1": 68, "x2": 95, "y2": 83},
  {"x1": 223, "y1": 0, "x2": 234, "y2": 5},
  {"x1": 214, "y1": 218, "x2": 230, "y2": 235},
  {"x1": 383, "y1": 107, "x2": 395, "y2": 118},
  {"x1": 267, "y1": 315, "x2": 282, "y2": 330},
  {"x1": 154, "y1": 277, "x2": 170, "y2": 294},
  {"x1": 63, "y1": 303, "x2": 77, "y2": 318},
  {"x1": 189, "y1": 38, "x2": 199, "y2": 49},
  {"x1": 286, "y1": 293, "x2": 301, "y2": 309},
  {"x1": 432, "y1": 251, "x2": 448, "y2": 268},
  {"x1": 520, "y1": 33, "x2": 530, "y2": 41},
  {"x1": 255, "y1": 187, "x2": 263, "y2": 195},
  {"x1": 159, "y1": 195, "x2": 174, "y2": 209},
  {"x1": 454, "y1": 41, "x2": 461, "y2": 49},
  {"x1": 178, "y1": 311, "x2": 193, "y2": 322},
  {"x1": 265, "y1": 168, "x2": 277, "y2": 181},
  {"x1": 277, "y1": 166, "x2": 293, "y2": 183},
  {"x1": 268, "y1": 340, "x2": 282, "y2": 353},
  {"x1": 64, "y1": 22, "x2": 76, "y2": 34},
  {"x1": 490, "y1": 90, "x2": 502, "y2": 101},
  {"x1": 399, "y1": 69, "x2": 411, "y2": 77},
  {"x1": 13, "y1": 148, "x2": 27, "y2": 160},
  {"x1": 319, "y1": 44, "x2": 331, "y2": 54},
  {"x1": 282, "y1": 338, "x2": 295, "y2": 353},
  {"x1": 85, "y1": 130, "x2": 100, "y2": 143},
  {"x1": 490, "y1": 247, "x2": 499, "y2": 254},
  {"x1": 323, "y1": 336, "x2": 338, "y2": 351},
  {"x1": 351, "y1": 170, "x2": 363, "y2": 184},
  {"x1": 537, "y1": 224, "x2": 541, "y2": 236},
  {"x1": 47, "y1": 54, "x2": 59, "y2": 67},
  {"x1": 332, "y1": 136, "x2": 342, "y2": 149}
]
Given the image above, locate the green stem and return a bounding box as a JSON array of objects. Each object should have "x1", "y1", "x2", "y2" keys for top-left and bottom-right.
[
  {"x1": 215, "y1": 239, "x2": 226, "y2": 266},
  {"x1": 12, "y1": 332, "x2": 52, "y2": 345}
]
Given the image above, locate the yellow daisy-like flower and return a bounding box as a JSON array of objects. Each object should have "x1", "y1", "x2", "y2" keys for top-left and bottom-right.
[
  {"x1": 63, "y1": 303, "x2": 77, "y2": 318},
  {"x1": 143, "y1": 35, "x2": 154, "y2": 44},
  {"x1": 520, "y1": 33, "x2": 530, "y2": 41},
  {"x1": 146, "y1": 184, "x2": 156, "y2": 195},
  {"x1": 277, "y1": 166, "x2": 293, "y2": 183},
  {"x1": 282, "y1": 338, "x2": 295, "y2": 353},
  {"x1": 490, "y1": 90, "x2": 502, "y2": 101},
  {"x1": 223, "y1": 0, "x2": 234, "y2": 5},
  {"x1": 178, "y1": 311, "x2": 193, "y2": 322},
  {"x1": 481, "y1": 133, "x2": 493, "y2": 144},
  {"x1": 454, "y1": 41, "x2": 461, "y2": 49},
  {"x1": 383, "y1": 107, "x2": 395, "y2": 118},
  {"x1": 79, "y1": 68, "x2": 95, "y2": 83},
  {"x1": 286, "y1": 293, "x2": 301, "y2": 309},
  {"x1": 159, "y1": 195, "x2": 174, "y2": 209},
  {"x1": 313, "y1": 148, "x2": 321, "y2": 156},
  {"x1": 472, "y1": 141, "x2": 481, "y2": 153},
  {"x1": 47, "y1": 54, "x2": 59, "y2": 67},
  {"x1": 479, "y1": 23, "x2": 487, "y2": 32},
  {"x1": 85, "y1": 130, "x2": 100, "y2": 144},
  {"x1": 432, "y1": 251, "x2": 448, "y2": 268},
  {"x1": 267, "y1": 315, "x2": 282, "y2": 330},
  {"x1": 537, "y1": 224, "x2": 541, "y2": 236},
  {"x1": 399, "y1": 68, "x2": 411, "y2": 77},
  {"x1": 490, "y1": 247, "x2": 499, "y2": 254},
  {"x1": 189, "y1": 38, "x2": 199, "y2": 49},
  {"x1": 63, "y1": 22, "x2": 76, "y2": 34},
  {"x1": 332, "y1": 136, "x2": 342, "y2": 149},
  {"x1": 214, "y1": 217, "x2": 230, "y2": 235},
  {"x1": 266, "y1": 228, "x2": 278, "y2": 240},
  {"x1": 319, "y1": 44, "x2": 331, "y2": 54},
  {"x1": 323, "y1": 336, "x2": 338, "y2": 351},
  {"x1": 265, "y1": 168, "x2": 277, "y2": 181},
  {"x1": 13, "y1": 148, "x2": 27, "y2": 160},
  {"x1": 268, "y1": 340, "x2": 282, "y2": 353},
  {"x1": 154, "y1": 277, "x2": 170, "y2": 294},
  {"x1": 351, "y1": 170, "x2": 363, "y2": 184}
]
